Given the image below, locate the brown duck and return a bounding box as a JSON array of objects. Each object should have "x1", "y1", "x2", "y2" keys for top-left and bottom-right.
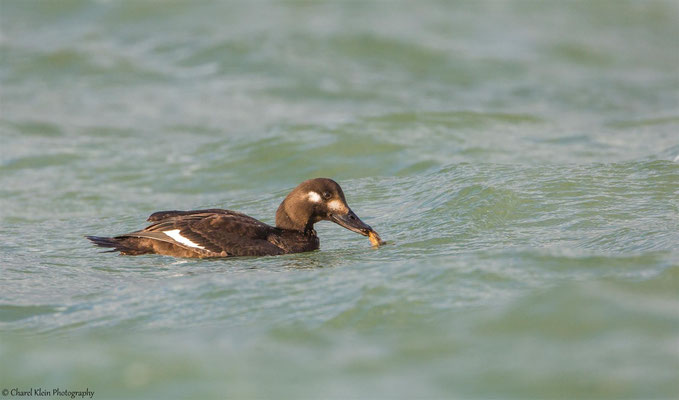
[{"x1": 87, "y1": 178, "x2": 381, "y2": 258}]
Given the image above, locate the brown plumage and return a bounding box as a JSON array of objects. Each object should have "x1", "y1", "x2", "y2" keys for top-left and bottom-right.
[{"x1": 87, "y1": 178, "x2": 376, "y2": 258}]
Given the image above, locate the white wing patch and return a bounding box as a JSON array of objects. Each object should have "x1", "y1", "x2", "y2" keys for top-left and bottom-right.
[
  {"x1": 163, "y1": 229, "x2": 206, "y2": 250},
  {"x1": 308, "y1": 191, "x2": 322, "y2": 203}
]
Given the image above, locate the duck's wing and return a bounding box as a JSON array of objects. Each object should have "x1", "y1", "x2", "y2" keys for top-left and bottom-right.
[{"x1": 126, "y1": 211, "x2": 284, "y2": 257}]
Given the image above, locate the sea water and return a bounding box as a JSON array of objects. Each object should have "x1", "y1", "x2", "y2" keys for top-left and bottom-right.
[{"x1": 1, "y1": 1, "x2": 678, "y2": 398}]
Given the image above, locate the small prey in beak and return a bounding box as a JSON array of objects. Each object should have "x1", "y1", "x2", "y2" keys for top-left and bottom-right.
[{"x1": 327, "y1": 203, "x2": 385, "y2": 248}]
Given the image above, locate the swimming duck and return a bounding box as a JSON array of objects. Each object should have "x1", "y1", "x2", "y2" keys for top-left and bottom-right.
[{"x1": 87, "y1": 178, "x2": 379, "y2": 258}]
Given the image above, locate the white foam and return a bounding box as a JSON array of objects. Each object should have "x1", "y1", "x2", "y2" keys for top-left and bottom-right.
[{"x1": 163, "y1": 229, "x2": 205, "y2": 250}]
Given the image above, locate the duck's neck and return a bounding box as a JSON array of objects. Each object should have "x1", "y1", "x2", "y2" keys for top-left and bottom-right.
[{"x1": 275, "y1": 203, "x2": 314, "y2": 233}]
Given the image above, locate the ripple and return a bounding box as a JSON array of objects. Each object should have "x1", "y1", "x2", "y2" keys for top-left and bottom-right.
[
  {"x1": 1, "y1": 153, "x2": 82, "y2": 171},
  {"x1": 0, "y1": 304, "x2": 61, "y2": 323}
]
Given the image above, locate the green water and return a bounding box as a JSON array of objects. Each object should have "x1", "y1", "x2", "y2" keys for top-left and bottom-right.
[{"x1": 1, "y1": 1, "x2": 678, "y2": 398}]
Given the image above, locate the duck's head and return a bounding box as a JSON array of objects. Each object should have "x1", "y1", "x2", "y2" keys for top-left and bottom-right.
[{"x1": 275, "y1": 178, "x2": 373, "y2": 236}]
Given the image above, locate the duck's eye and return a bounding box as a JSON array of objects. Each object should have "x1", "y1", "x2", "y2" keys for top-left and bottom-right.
[{"x1": 322, "y1": 191, "x2": 331, "y2": 199}]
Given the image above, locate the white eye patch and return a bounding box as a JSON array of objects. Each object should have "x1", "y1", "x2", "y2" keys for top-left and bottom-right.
[
  {"x1": 164, "y1": 229, "x2": 206, "y2": 250},
  {"x1": 307, "y1": 191, "x2": 322, "y2": 203}
]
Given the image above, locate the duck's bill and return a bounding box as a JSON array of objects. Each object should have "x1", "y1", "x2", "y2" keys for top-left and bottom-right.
[{"x1": 330, "y1": 209, "x2": 373, "y2": 236}]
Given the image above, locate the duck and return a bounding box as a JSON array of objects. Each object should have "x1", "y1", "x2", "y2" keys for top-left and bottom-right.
[{"x1": 86, "y1": 178, "x2": 380, "y2": 258}]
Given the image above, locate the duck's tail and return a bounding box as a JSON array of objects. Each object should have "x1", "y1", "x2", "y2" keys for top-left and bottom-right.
[{"x1": 86, "y1": 235, "x2": 149, "y2": 255}]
